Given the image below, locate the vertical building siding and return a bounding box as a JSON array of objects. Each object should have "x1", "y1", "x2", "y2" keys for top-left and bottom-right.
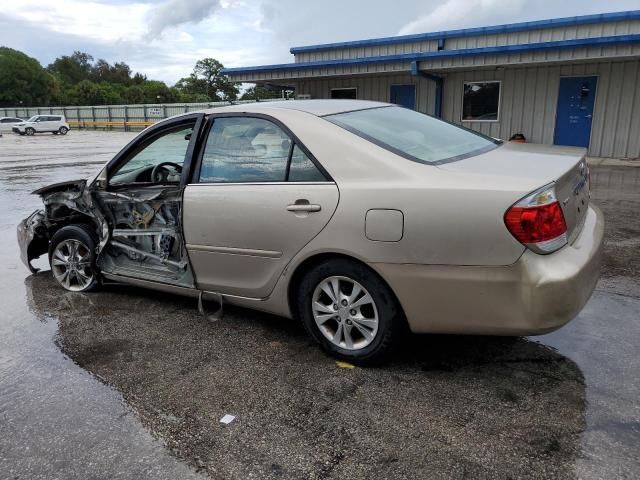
[
  {"x1": 290, "y1": 59, "x2": 640, "y2": 158},
  {"x1": 295, "y1": 74, "x2": 437, "y2": 113},
  {"x1": 442, "y1": 60, "x2": 640, "y2": 158},
  {"x1": 292, "y1": 20, "x2": 640, "y2": 63}
]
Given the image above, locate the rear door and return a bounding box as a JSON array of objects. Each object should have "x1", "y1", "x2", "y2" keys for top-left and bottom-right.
[
  {"x1": 183, "y1": 114, "x2": 339, "y2": 298},
  {"x1": 47, "y1": 116, "x2": 61, "y2": 131}
]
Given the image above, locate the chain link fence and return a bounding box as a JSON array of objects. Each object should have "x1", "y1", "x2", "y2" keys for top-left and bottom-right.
[{"x1": 0, "y1": 98, "x2": 286, "y2": 131}]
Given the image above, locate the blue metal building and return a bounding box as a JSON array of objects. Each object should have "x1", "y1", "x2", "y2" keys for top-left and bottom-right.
[{"x1": 224, "y1": 10, "x2": 640, "y2": 159}]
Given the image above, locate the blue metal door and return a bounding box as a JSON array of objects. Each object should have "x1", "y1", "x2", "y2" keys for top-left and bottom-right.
[
  {"x1": 390, "y1": 85, "x2": 416, "y2": 110},
  {"x1": 554, "y1": 76, "x2": 598, "y2": 148}
]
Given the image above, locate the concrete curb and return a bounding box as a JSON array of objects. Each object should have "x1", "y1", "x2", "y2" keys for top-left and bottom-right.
[{"x1": 587, "y1": 156, "x2": 640, "y2": 167}]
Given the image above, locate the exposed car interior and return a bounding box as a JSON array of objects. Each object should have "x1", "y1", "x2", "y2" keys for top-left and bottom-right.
[{"x1": 95, "y1": 122, "x2": 197, "y2": 287}]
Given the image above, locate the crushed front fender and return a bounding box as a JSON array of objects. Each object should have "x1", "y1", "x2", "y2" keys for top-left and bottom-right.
[{"x1": 17, "y1": 209, "x2": 49, "y2": 273}]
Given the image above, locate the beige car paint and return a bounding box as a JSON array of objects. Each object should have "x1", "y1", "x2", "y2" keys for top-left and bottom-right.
[
  {"x1": 20, "y1": 100, "x2": 601, "y2": 338},
  {"x1": 183, "y1": 182, "x2": 339, "y2": 298},
  {"x1": 178, "y1": 101, "x2": 602, "y2": 335}
]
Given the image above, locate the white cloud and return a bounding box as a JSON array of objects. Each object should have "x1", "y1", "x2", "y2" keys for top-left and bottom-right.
[
  {"x1": 147, "y1": 0, "x2": 223, "y2": 38},
  {"x1": 1, "y1": 0, "x2": 150, "y2": 42},
  {"x1": 397, "y1": 0, "x2": 527, "y2": 35}
]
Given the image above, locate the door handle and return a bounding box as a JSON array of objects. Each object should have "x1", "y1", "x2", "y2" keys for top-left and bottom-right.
[
  {"x1": 287, "y1": 204, "x2": 321, "y2": 212},
  {"x1": 287, "y1": 199, "x2": 321, "y2": 213}
]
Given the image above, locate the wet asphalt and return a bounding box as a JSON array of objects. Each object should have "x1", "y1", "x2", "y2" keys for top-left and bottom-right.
[{"x1": 0, "y1": 131, "x2": 638, "y2": 479}]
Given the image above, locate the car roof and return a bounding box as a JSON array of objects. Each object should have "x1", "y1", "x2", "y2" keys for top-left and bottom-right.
[{"x1": 202, "y1": 99, "x2": 390, "y2": 117}]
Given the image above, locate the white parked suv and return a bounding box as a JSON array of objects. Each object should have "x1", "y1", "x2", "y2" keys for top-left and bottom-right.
[
  {"x1": 0, "y1": 117, "x2": 25, "y2": 133},
  {"x1": 12, "y1": 115, "x2": 70, "y2": 136}
]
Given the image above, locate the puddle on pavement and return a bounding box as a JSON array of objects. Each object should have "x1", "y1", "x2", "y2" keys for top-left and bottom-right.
[
  {"x1": 1, "y1": 135, "x2": 638, "y2": 478},
  {"x1": 0, "y1": 134, "x2": 203, "y2": 479}
]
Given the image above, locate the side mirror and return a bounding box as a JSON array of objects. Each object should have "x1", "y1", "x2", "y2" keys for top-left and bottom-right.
[{"x1": 93, "y1": 168, "x2": 108, "y2": 190}]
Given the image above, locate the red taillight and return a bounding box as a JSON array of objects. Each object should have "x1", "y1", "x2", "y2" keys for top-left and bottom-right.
[{"x1": 504, "y1": 184, "x2": 568, "y2": 254}]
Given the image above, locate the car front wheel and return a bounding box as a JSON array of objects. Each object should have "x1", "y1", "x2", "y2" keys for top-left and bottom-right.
[
  {"x1": 296, "y1": 259, "x2": 405, "y2": 365},
  {"x1": 48, "y1": 225, "x2": 99, "y2": 292},
  {"x1": 25, "y1": 128, "x2": 35, "y2": 136},
  {"x1": 59, "y1": 126, "x2": 69, "y2": 135}
]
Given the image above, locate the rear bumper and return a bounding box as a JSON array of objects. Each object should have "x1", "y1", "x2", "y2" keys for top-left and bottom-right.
[{"x1": 373, "y1": 204, "x2": 604, "y2": 335}]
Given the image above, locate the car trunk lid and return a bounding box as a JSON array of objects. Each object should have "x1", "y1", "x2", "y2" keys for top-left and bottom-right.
[{"x1": 439, "y1": 142, "x2": 590, "y2": 244}]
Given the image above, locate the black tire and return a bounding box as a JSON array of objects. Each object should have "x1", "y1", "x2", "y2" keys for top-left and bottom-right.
[
  {"x1": 48, "y1": 224, "x2": 100, "y2": 292},
  {"x1": 296, "y1": 259, "x2": 405, "y2": 365},
  {"x1": 59, "y1": 126, "x2": 69, "y2": 135},
  {"x1": 25, "y1": 128, "x2": 35, "y2": 136}
]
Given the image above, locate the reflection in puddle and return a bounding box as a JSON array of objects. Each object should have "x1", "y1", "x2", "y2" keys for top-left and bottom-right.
[{"x1": 24, "y1": 272, "x2": 588, "y2": 479}]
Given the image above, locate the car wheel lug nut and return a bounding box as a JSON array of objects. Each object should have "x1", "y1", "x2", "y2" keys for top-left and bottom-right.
[
  {"x1": 350, "y1": 309, "x2": 356, "y2": 316},
  {"x1": 333, "y1": 304, "x2": 338, "y2": 310},
  {"x1": 341, "y1": 300, "x2": 348, "y2": 306}
]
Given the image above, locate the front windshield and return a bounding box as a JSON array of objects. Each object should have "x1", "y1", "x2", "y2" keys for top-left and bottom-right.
[
  {"x1": 325, "y1": 106, "x2": 500, "y2": 165},
  {"x1": 26, "y1": 116, "x2": 38, "y2": 122}
]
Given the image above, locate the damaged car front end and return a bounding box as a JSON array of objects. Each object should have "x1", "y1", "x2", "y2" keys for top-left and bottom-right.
[
  {"x1": 17, "y1": 113, "x2": 203, "y2": 291},
  {"x1": 17, "y1": 179, "x2": 108, "y2": 273}
]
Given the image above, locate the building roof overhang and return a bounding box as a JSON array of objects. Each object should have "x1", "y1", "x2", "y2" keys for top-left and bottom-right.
[{"x1": 223, "y1": 34, "x2": 640, "y2": 80}]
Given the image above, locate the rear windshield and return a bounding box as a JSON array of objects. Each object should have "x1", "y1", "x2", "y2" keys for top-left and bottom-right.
[{"x1": 325, "y1": 106, "x2": 500, "y2": 165}]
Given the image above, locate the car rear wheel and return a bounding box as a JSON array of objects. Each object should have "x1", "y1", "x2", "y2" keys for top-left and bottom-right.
[
  {"x1": 59, "y1": 126, "x2": 69, "y2": 135},
  {"x1": 48, "y1": 225, "x2": 99, "y2": 292},
  {"x1": 25, "y1": 128, "x2": 35, "y2": 136},
  {"x1": 296, "y1": 259, "x2": 405, "y2": 365}
]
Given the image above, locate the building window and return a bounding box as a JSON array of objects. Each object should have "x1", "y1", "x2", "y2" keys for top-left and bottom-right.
[
  {"x1": 462, "y1": 81, "x2": 501, "y2": 122},
  {"x1": 330, "y1": 88, "x2": 357, "y2": 99}
]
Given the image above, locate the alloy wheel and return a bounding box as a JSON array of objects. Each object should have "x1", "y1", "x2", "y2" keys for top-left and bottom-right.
[
  {"x1": 312, "y1": 275, "x2": 379, "y2": 350},
  {"x1": 51, "y1": 239, "x2": 94, "y2": 291}
]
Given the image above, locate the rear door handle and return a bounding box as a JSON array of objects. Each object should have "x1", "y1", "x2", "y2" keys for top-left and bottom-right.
[{"x1": 287, "y1": 200, "x2": 321, "y2": 212}]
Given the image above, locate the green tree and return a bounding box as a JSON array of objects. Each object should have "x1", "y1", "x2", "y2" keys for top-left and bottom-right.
[
  {"x1": 142, "y1": 80, "x2": 178, "y2": 103},
  {"x1": 240, "y1": 85, "x2": 281, "y2": 101},
  {"x1": 47, "y1": 51, "x2": 94, "y2": 85},
  {"x1": 74, "y1": 80, "x2": 102, "y2": 105},
  {"x1": 175, "y1": 58, "x2": 238, "y2": 102},
  {"x1": 124, "y1": 85, "x2": 145, "y2": 104},
  {"x1": 97, "y1": 82, "x2": 123, "y2": 104},
  {"x1": 0, "y1": 47, "x2": 55, "y2": 107}
]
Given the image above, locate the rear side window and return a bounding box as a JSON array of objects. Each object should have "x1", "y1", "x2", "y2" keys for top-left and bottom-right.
[
  {"x1": 289, "y1": 145, "x2": 326, "y2": 182},
  {"x1": 198, "y1": 117, "x2": 327, "y2": 183},
  {"x1": 325, "y1": 106, "x2": 500, "y2": 165}
]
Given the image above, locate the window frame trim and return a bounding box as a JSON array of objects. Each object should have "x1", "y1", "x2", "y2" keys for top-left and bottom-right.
[
  {"x1": 461, "y1": 80, "x2": 502, "y2": 123},
  {"x1": 99, "y1": 113, "x2": 205, "y2": 189},
  {"x1": 330, "y1": 87, "x2": 358, "y2": 100},
  {"x1": 190, "y1": 112, "x2": 333, "y2": 185}
]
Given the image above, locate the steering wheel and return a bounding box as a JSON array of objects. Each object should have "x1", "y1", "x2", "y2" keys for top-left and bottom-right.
[{"x1": 151, "y1": 162, "x2": 182, "y2": 183}]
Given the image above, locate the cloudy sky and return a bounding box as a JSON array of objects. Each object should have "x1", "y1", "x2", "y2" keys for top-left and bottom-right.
[{"x1": 1, "y1": 0, "x2": 637, "y2": 85}]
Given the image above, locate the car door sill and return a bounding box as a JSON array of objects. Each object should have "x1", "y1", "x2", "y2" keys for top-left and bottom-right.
[
  {"x1": 101, "y1": 272, "x2": 267, "y2": 303},
  {"x1": 102, "y1": 272, "x2": 200, "y2": 298}
]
